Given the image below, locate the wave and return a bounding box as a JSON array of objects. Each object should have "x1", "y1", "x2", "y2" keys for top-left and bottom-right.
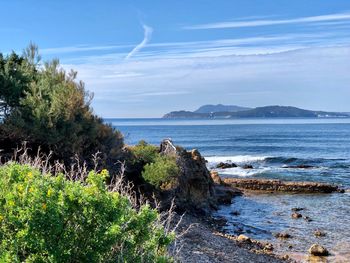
[
  {"x1": 205, "y1": 155, "x2": 271, "y2": 164},
  {"x1": 218, "y1": 167, "x2": 271, "y2": 177}
]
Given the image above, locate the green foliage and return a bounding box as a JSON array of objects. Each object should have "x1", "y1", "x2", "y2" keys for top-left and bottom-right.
[
  {"x1": 142, "y1": 156, "x2": 179, "y2": 188},
  {"x1": 0, "y1": 163, "x2": 174, "y2": 262},
  {"x1": 0, "y1": 44, "x2": 123, "y2": 166},
  {"x1": 131, "y1": 140, "x2": 159, "y2": 164}
]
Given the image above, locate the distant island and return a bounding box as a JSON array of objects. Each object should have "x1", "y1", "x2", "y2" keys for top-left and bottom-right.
[{"x1": 163, "y1": 104, "x2": 350, "y2": 119}]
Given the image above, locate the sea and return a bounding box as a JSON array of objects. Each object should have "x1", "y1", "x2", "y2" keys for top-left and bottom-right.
[{"x1": 107, "y1": 118, "x2": 350, "y2": 262}]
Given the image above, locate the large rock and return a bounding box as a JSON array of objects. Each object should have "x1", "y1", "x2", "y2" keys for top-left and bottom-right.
[
  {"x1": 308, "y1": 244, "x2": 329, "y2": 256},
  {"x1": 159, "y1": 139, "x2": 216, "y2": 213}
]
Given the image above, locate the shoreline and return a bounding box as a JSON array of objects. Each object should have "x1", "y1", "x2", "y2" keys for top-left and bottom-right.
[
  {"x1": 175, "y1": 213, "x2": 287, "y2": 263},
  {"x1": 210, "y1": 176, "x2": 348, "y2": 262}
]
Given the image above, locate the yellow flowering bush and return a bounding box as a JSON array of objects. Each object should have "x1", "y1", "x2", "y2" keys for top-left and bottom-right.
[{"x1": 0, "y1": 163, "x2": 174, "y2": 262}]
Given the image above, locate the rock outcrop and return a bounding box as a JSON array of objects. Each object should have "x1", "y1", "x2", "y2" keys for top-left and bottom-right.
[
  {"x1": 160, "y1": 139, "x2": 241, "y2": 213},
  {"x1": 223, "y1": 178, "x2": 342, "y2": 193},
  {"x1": 160, "y1": 139, "x2": 239, "y2": 213}
]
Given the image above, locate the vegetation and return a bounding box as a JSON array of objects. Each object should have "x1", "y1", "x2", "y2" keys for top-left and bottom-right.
[
  {"x1": 0, "y1": 163, "x2": 174, "y2": 262},
  {"x1": 0, "y1": 45, "x2": 178, "y2": 261},
  {"x1": 0, "y1": 44, "x2": 123, "y2": 168},
  {"x1": 142, "y1": 156, "x2": 179, "y2": 189},
  {"x1": 131, "y1": 140, "x2": 159, "y2": 164},
  {"x1": 130, "y1": 141, "x2": 179, "y2": 188}
]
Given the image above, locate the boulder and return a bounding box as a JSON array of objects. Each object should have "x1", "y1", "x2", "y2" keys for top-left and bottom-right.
[
  {"x1": 237, "y1": 234, "x2": 251, "y2": 243},
  {"x1": 314, "y1": 230, "x2": 326, "y2": 237},
  {"x1": 291, "y1": 212, "x2": 302, "y2": 219},
  {"x1": 216, "y1": 162, "x2": 237, "y2": 169},
  {"x1": 308, "y1": 244, "x2": 329, "y2": 256}
]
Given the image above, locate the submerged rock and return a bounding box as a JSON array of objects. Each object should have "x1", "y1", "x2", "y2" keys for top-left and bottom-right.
[
  {"x1": 291, "y1": 212, "x2": 302, "y2": 219},
  {"x1": 216, "y1": 162, "x2": 237, "y2": 169},
  {"x1": 275, "y1": 232, "x2": 292, "y2": 239},
  {"x1": 314, "y1": 230, "x2": 326, "y2": 237},
  {"x1": 308, "y1": 244, "x2": 329, "y2": 256},
  {"x1": 303, "y1": 216, "x2": 313, "y2": 222},
  {"x1": 242, "y1": 164, "x2": 254, "y2": 169},
  {"x1": 291, "y1": 207, "x2": 304, "y2": 212},
  {"x1": 282, "y1": 164, "x2": 315, "y2": 169}
]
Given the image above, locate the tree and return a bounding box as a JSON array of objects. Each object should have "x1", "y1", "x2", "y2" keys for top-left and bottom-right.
[{"x1": 0, "y1": 44, "x2": 124, "y2": 169}]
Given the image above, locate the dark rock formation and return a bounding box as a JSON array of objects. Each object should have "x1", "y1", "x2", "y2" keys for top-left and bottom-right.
[
  {"x1": 216, "y1": 162, "x2": 238, "y2": 169},
  {"x1": 242, "y1": 164, "x2": 254, "y2": 169},
  {"x1": 282, "y1": 164, "x2": 315, "y2": 169},
  {"x1": 160, "y1": 139, "x2": 241, "y2": 213},
  {"x1": 291, "y1": 207, "x2": 304, "y2": 212},
  {"x1": 223, "y1": 178, "x2": 342, "y2": 193},
  {"x1": 308, "y1": 244, "x2": 329, "y2": 256}
]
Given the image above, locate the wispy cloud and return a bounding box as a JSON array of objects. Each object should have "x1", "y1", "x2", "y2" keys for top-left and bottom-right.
[
  {"x1": 184, "y1": 12, "x2": 350, "y2": 29},
  {"x1": 125, "y1": 24, "x2": 153, "y2": 60},
  {"x1": 41, "y1": 44, "x2": 132, "y2": 55}
]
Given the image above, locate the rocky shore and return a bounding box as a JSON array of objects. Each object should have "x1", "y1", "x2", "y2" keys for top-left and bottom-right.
[
  {"x1": 175, "y1": 213, "x2": 287, "y2": 263},
  {"x1": 223, "y1": 178, "x2": 344, "y2": 193}
]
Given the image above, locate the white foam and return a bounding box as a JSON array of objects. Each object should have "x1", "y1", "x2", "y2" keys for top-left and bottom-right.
[
  {"x1": 205, "y1": 155, "x2": 270, "y2": 165},
  {"x1": 217, "y1": 167, "x2": 271, "y2": 177}
]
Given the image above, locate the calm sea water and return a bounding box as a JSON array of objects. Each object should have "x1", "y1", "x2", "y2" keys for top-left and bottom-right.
[{"x1": 107, "y1": 118, "x2": 350, "y2": 262}]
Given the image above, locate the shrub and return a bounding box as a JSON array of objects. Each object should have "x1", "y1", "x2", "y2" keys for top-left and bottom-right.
[
  {"x1": 142, "y1": 156, "x2": 179, "y2": 189},
  {"x1": 0, "y1": 163, "x2": 174, "y2": 262},
  {"x1": 131, "y1": 140, "x2": 159, "y2": 164}
]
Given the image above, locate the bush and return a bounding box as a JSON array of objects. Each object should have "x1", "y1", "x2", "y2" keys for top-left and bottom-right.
[
  {"x1": 0, "y1": 163, "x2": 174, "y2": 262},
  {"x1": 142, "y1": 156, "x2": 179, "y2": 189},
  {"x1": 131, "y1": 140, "x2": 159, "y2": 164}
]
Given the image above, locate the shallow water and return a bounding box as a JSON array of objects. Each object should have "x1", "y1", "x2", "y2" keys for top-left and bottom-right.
[{"x1": 109, "y1": 118, "x2": 350, "y2": 262}]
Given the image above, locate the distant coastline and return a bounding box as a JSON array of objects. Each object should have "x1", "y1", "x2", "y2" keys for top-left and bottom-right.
[{"x1": 163, "y1": 104, "x2": 350, "y2": 119}]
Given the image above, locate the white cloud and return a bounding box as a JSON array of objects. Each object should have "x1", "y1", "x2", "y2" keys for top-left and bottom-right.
[
  {"x1": 62, "y1": 45, "x2": 350, "y2": 117},
  {"x1": 184, "y1": 12, "x2": 350, "y2": 30},
  {"x1": 125, "y1": 24, "x2": 153, "y2": 60}
]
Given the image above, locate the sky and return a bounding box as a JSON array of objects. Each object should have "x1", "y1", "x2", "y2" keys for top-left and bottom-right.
[{"x1": 1, "y1": 0, "x2": 350, "y2": 117}]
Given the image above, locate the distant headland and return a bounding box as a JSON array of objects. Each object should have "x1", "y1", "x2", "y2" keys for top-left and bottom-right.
[{"x1": 163, "y1": 104, "x2": 350, "y2": 119}]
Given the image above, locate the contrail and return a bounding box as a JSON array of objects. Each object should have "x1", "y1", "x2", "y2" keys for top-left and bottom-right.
[{"x1": 125, "y1": 24, "x2": 153, "y2": 60}]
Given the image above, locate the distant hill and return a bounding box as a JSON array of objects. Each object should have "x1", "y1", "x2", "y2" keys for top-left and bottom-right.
[
  {"x1": 194, "y1": 104, "x2": 251, "y2": 113},
  {"x1": 163, "y1": 105, "x2": 350, "y2": 119}
]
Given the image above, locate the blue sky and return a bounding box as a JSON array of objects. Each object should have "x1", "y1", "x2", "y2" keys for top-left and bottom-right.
[{"x1": 1, "y1": 0, "x2": 350, "y2": 117}]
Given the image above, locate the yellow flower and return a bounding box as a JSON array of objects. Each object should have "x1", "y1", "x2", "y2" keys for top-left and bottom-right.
[
  {"x1": 47, "y1": 188, "x2": 53, "y2": 197},
  {"x1": 27, "y1": 172, "x2": 33, "y2": 179},
  {"x1": 7, "y1": 200, "x2": 15, "y2": 207},
  {"x1": 100, "y1": 169, "x2": 109, "y2": 178},
  {"x1": 17, "y1": 184, "x2": 24, "y2": 193},
  {"x1": 42, "y1": 203, "x2": 47, "y2": 210}
]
